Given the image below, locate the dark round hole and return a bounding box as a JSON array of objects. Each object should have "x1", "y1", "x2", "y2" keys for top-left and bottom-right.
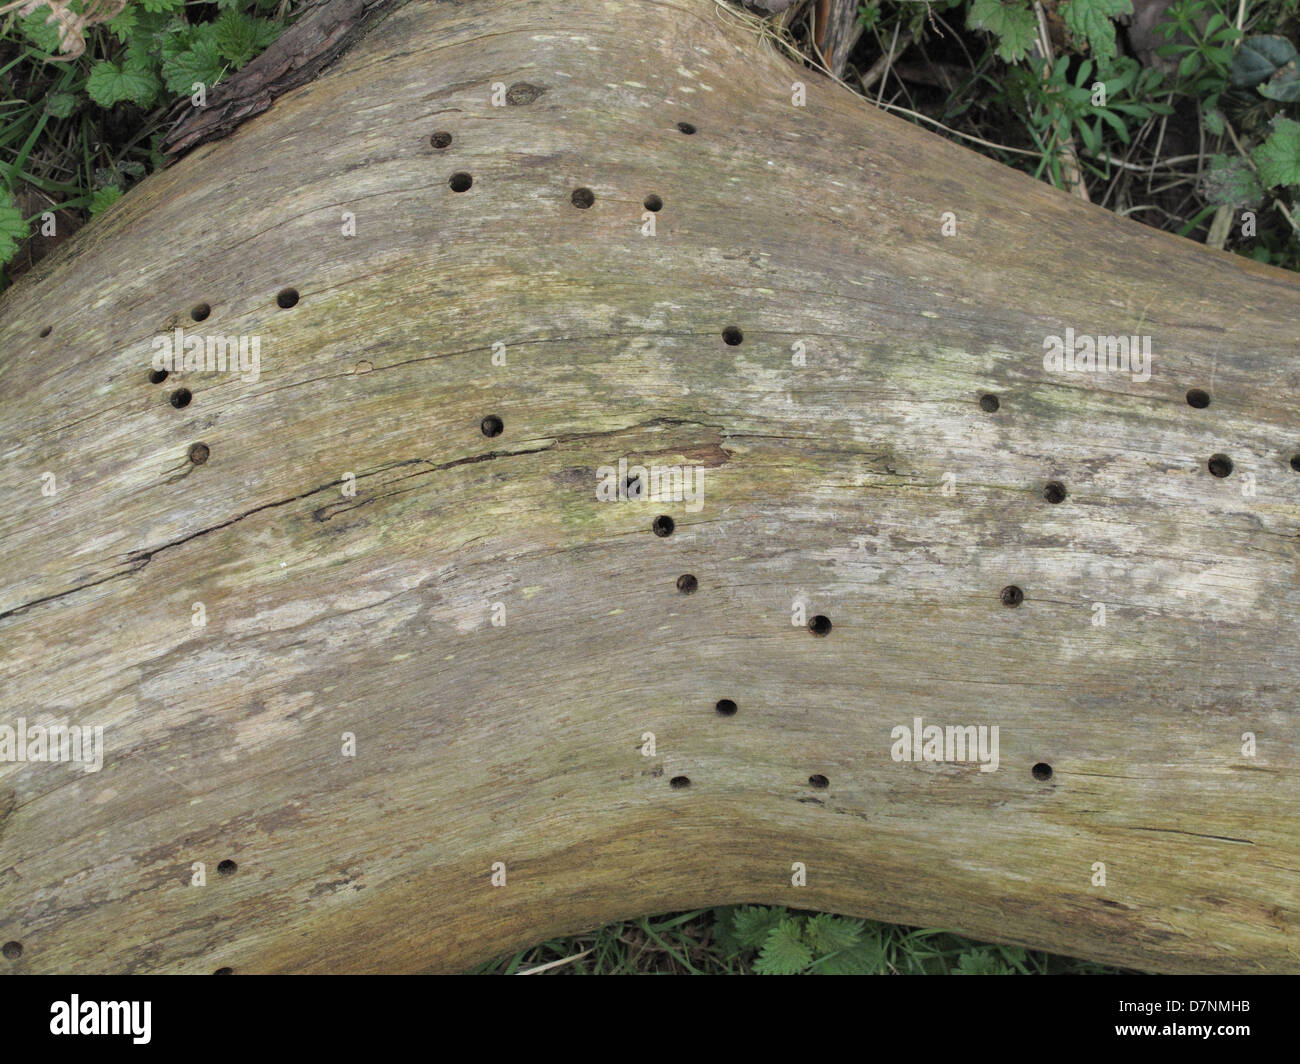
[
  {"x1": 652, "y1": 515, "x2": 675, "y2": 537},
  {"x1": 480, "y1": 414, "x2": 504, "y2": 438},
  {"x1": 188, "y1": 443, "x2": 210, "y2": 465},
  {"x1": 1290, "y1": 455, "x2": 1300, "y2": 473},
  {"x1": 1208, "y1": 454, "x2": 1233, "y2": 478},
  {"x1": 676, "y1": 121, "x2": 696, "y2": 134},
  {"x1": 676, "y1": 573, "x2": 698, "y2": 593},
  {"x1": 1032, "y1": 762, "x2": 1053, "y2": 782},
  {"x1": 276, "y1": 288, "x2": 299, "y2": 309},
  {"x1": 170, "y1": 387, "x2": 192, "y2": 409},
  {"x1": 217, "y1": 859, "x2": 238, "y2": 877},
  {"x1": 715, "y1": 699, "x2": 737, "y2": 717},
  {"x1": 429, "y1": 131, "x2": 453, "y2": 149},
  {"x1": 449, "y1": 172, "x2": 473, "y2": 192},
  {"x1": 571, "y1": 187, "x2": 595, "y2": 209},
  {"x1": 190, "y1": 302, "x2": 211, "y2": 322},
  {"x1": 1043, "y1": 481, "x2": 1066, "y2": 504},
  {"x1": 669, "y1": 775, "x2": 691, "y2": 789},
  {"x1": 808, "y1": 615, "x2": 832, "y2": 636},
  {"x1": 1186, "y1": 389, "x2": 1210, "y2": 409},
  {"x1": 808, "y1": 774, "x2": 829, "y2": 789},
  {"x1": 149, "y1": 368, "x2": 169, "y2": 384},
  {"x1": 213, "y1": 967, "x2": 234, "y2": 975},
  {"x1": 978, "y1": 393, "x2": 1000, "y2": 413},
  {"x1": 39, "y1": 326, "x2": 52, "y2": 338},
  {"x1": 1, "y1": 941, "x2": 21, "y2": 960},
  {"x1": 1000, "y1": 585, "x2": 1024, "y2": 608},
  {"x1": 644, "y1": 194, "x2": 663, "y2": 212},
  {"x1": 722, "y1": 326, "x2": 743, "y2": 346}
]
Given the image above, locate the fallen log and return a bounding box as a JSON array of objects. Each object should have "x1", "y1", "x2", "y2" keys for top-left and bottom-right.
[{"x1": 1, "y1": 0, "x2": 1298, "y2": 974}]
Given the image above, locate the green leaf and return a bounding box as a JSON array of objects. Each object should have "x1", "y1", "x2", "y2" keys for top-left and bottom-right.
[
  {"x1": 754, "y1": 918, "x2": 813, "y2": 975},
  {"x1": 1259, "y1": 61, "x2": 1300, "y2": 103},
  {"x1": 1253, "y1": 116, "x2": 1300, "y2": 190},
  {"x1": 1231, "y1": 35, "x2": 1296, "y2": 87},
  {"x1": 107, "y1": 5, "x2": 138, "y2": 44},
  {"x1": 141, "y1": 0, "x2": 185, "y2": 12},
  {"x1": 1202, "y1": 155, "x2": 1264, "y2": 207},
  {"x1": 89, "y1": 187, "x2": 123, "y2": 216},
  {"x1": 730, "y1": 905, "x2": 787, "y2": 951},
  {"x1": 213, "y1": 11, "x2": 282, "y2": 68},
  {"x1": 1061, "y1": 0, "x2": 1132, "y2": 65},
  {"x1": 967, "y1": 0, "x2": 1037, "y2": 64},
  {"x1": 811, "y1": 937, "x2": 886, "y2": 975},
  {"x1": 0, "y1": 193, "x2": 30, "y2": 267},
  {"x1": 46, "y1": 93, "x2": 80, "y2": 118},
  {"x1": 804, "y1": 914, "x2": 864, "y2": 956},
  {"x1": 19, "y1": 5, "x2": 64, "y2": 54},
  {"x1": 86, "y1": 61, "x2": 161, "y2": 108},
  {"x1": 955, "y1": 947, "x2": 1011, "y2": 974},
  {"x1": 162, "y1": 36, "x2": 226, "y2": 96}
]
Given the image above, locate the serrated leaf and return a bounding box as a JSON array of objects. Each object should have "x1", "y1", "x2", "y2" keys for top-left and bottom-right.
[
  {"x1": 754, "y1": 918, "x2": 813, "y2": 975},
  {"x1": 804, "y1": 914, "x2": 864, "y2": 956},
  {"x1": 955, "y1": 948, "x2": 1011, "y2": 974},
  {"x1": 1253, "y1": 116, "x2": 1300, "y2": 190},
  {"x1": 1061, "y1": 0, "x2": 1132, "y2": 65},
  {"x1": 20, "y1": 5, "x2": 64, "y2": 54},
  {"x1": 1259, "y1": 61, "x2": 1300, "y2": 103},
  {"x1": 46, "y1": 92, "x2": 80, "y2": 118},
  {"x1": 0, "y1": 194, "x2": 30, "y2": 267},
  {"x1": 90, "y1": 187, "x2": 123, "y2": 216},
  {"x1": 162, "y1": 36, "x2": 226, "y2": 96},
  {"x1": 86, "y1": 61, "x2": 160, "y2": 108},
  {"x1": 107, "y1": 5, "x2": 137, "y2": 44},
  {"x1": 967, "y1": 0, "x2": 1037, "y2": 64},
  {"x1": 1231, "y1": 34, "x2": 1296, "y2": 87},
  {"x1": 141, "y1": 0, "x2": 185, "y2": 12},
  {"x1": 213, "y1": 11, "x2": 281, "y2": 68},
  {"x1": 730, "y1": 905, "x2": 787, "y2": 950},
  {"x1": 810, "y1": 938, "x2": 886, "y2": 975}
]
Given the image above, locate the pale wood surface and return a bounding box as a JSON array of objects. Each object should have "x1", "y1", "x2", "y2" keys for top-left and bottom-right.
[{"x1": 1, "y1": 0, "x2": 1298, "y2": 973}]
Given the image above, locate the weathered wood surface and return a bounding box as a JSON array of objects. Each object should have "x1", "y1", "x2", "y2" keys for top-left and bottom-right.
[{"x1": 1, "y1": 0, "x2": 1299, "y2": 974}]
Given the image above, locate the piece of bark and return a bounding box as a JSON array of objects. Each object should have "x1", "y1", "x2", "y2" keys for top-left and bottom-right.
[{"x1": 1, "y1": 0, "x2": 1298, "y2": 975}]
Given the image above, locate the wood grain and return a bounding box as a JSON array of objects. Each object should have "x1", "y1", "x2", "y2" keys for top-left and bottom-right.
[{"x1": 0, "y1": 0, "x2": 1297, "y2": 973}]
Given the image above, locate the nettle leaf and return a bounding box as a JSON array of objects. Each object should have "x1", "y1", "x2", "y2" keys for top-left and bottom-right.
[
  {"x1": 754, "y1": 918, "x2": 813, "y2": 975},
  {"x1": 19, "y1": 5, "x2": 64, "y2": 53},
  {"x1": 804, "y1": 913, "x2": 864, "y2": 955},
  {"x1": 1253, "y1": 116, "x2": 1300, "y2": 190},
  {"x1": 0, "y1": 194, "x2": 30, "y2": 267},
  {"x1": 1061, "y1": 0, "x2": 1132, "y2": 64},
  {"x1": 955, "y1": 948, "x2": 1009, "y2": 974},
  {"x1": 90, "y1": 187, "x2": 123, "y2": 216},
  {"x1": 729, "y1": 905, "x2": 787, "y2": 951},
  {"x1": 162, "y1": 36, "x2": 226, "y2": 96},
  {"x1": 811, "y1": 938, "x2": 885, "y2": 975},
  {"x1": 141, "y1": 0, "x2": 185, "y2": 13},
  {"x1": 107, "y1": 5, "x2": 137, "y2": 43},
  {"x1": 86, "y1": 61, "x2": 161, "y2": 108},
  {"x1": 213, "y1": 11, "x2": 282, "y2": 68},
  {"x1": 1231, "y1": 35, "x2": 1296, "y2": 88},
  {"x1": 967, "y1": 0, "x2": 1037, "y2": 64},
  {"x1": 1259, "y1": 61, "x2": 1300, "y2": 103}
]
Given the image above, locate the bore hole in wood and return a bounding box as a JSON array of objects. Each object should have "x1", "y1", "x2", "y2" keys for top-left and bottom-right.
[
  {"x1": 715, "y1": 699, "x2": 737, "y2": 717},
  {"x1": 213, "y1": 967, "x2": 234, "y2": 975},
  {"x1": 978, "y1": 393, "x2": 1000, "y2": 412},
  {"x1": 190, "y1": 302, "x2": 211, "y2": 322},
  {"x1": 676, "y1": 121, "x2": 696, "y2": 134},
  {"x1": 1032, "y1": 762, "x2": 1053, "y2": 782},
  {"x1": 429, "y1": 131, "x2": 452, "y2": 149},
  {"x1": 808, "y1": 614, "x2": 832, "y2": 636},
  {"x1": 669, "y1": 775, "x2": 691, "y2": 789},
  {"x1": 1, "y1": 941, "x2": 21, "y2": 960},
  {"x1": 1043, "y1": 481, "x2": 1066, "y2": 504},
  {"x1": 676, "y1": 573, "x2": 698, "y2": 593},
  {"x1": 722, "y1": 326, "x2": 743, "y2": 346},
  {"x1": 652, "y1": 515, "x2": 675, "y2": 537},
  {"x1": 1208, "y1": 454, "x2": 1233, "y2": 478},
  {"x1": 149, "y1": 368, "x2": 169, "y2": 384},
  {"x1": 217, "y1": 859, "x2": 238, "y2": 876},
  {"x1": 449, "y1": 172, "x2": 472, "y2": 192},
  {"x1": 809, "y1": 774, "x2": 829, "y2": 789},
  {"x1": 170, "y1": 387, "x2": 192, "y2": 409},
  {"x1": 480, "y1": 414, "x2": 503, "y2": 438},
  {"x1": 188, "y1": 443, "x2": 210, "y2": 465},
  {"x1": 1186, "y1": 388, "x2": 1210, "y2": 409},
  {"x1": 644, "y1": 194, "x2": 663, "y2": 212},
  {"x1": 276, "y1": 288, "x2": 299, "y2": 309},
  {"x1": 39, "y1": 326, "x2": 52, "y2": 338},
  {"x1": 571, "y1": 187, "x2": 595, "y2": 209},
  {"x1": 1291, "y1": 455, "x2": 1300, "y2": 472},
  {"x1": 1001, "y1": 585, "x2": 1024, "y2": 608}
]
